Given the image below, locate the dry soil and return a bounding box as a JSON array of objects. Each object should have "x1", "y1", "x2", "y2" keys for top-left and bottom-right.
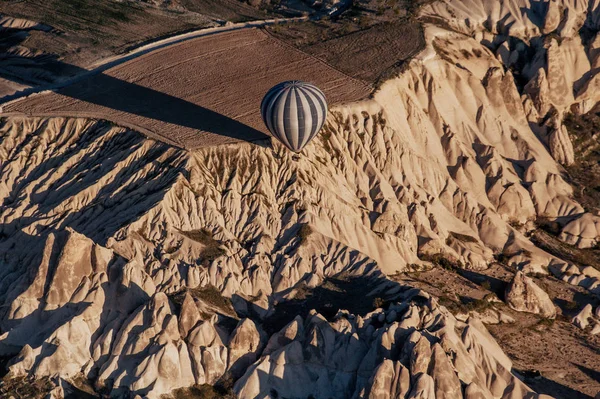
[{"x1": 3, "y1": 28, "x2": 371, "y2": 149}]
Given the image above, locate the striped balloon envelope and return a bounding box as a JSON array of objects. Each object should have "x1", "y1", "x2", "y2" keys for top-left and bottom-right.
[{"x1": 260, "y1": 81, "x2": 328, "y2": 152}]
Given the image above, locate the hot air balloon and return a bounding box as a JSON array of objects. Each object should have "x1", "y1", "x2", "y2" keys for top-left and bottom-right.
[{"x1": 260, "y1": 81, "x2": 328, "y2": 152}]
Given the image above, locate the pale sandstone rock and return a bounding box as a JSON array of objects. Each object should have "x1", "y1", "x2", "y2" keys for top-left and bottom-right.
[
  {"x1": 505, "y1": 272, "x2": 556, "y2": 318},
  {"x1": 178, "y1": 293, "x2": 201, "y2": 339},
  {"x1": 410, "y1": 335, "x2": 432, "y2": 377},
  {"x1": 366, "y1": 359, "x2": 410, "y2": 399},
  {"x1": 227, "y1": 318, "x2": 263, "y2": 377},
  {"x1": 560, "y1": 213, "x2": 600, "y2": 249},
  {"x1": 572, "y1": 303, "x2": 594, "y2": 329},
  {"x1": 429, "y1": 343, "x2": 462, "y2": 399},
  {"x1": 3, "y1": 0, "x2": 600, "y2": 397},
  {"x1": 464, "y1": 382, "x2": 489, "y2": 399},
  {"x1": 263, "y1": 316, "x2": 304, "y2": 356},
  {"x1": 407, "y1": 373, "x2": 435, "y2": 399},
  {"x1": 235, "y1": 295, "x2": 537, "y2": 398},
  {"x1": 542, "y1": 0, "x2": 561, "y2": 34}
]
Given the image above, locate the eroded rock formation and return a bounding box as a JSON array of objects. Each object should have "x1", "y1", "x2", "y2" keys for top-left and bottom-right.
[
  {"x1": 2, "y1": 0, "x2": 600, "y2": 397},
  {"x1": 505, "y1": 271, "x2": 556, "y2": 318}
]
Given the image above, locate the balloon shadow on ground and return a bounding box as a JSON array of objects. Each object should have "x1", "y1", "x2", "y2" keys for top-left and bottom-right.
[
  {"x1": 0, "y1": 51, "x2": 270, "y2": 146},
  {"x1": 59, "y1": 71, "x2": 270, "y2": 144}
]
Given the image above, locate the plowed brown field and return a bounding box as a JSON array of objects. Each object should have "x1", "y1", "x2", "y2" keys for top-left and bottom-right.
[
  {"x1": 267, "y1": 20, "x2": 425, "y2": 83},
  {"x1": 3, "y1": 28, "x2": 371, "y2": 149}
]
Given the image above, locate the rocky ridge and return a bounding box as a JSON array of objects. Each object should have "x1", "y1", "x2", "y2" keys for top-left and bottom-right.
[{"x1": 1, "y1": 0, "x2": 600, "y2": 397}]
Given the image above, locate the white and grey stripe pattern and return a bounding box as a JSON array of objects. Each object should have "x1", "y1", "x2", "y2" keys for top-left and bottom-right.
[{"x1": 260, "y1": 80, "x2": 328, "y2": 152}]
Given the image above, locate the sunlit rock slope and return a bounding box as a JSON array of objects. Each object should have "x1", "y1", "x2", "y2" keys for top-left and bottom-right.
[{"x1": 1, "y1": 0, "x2": 600, "y2": 397}]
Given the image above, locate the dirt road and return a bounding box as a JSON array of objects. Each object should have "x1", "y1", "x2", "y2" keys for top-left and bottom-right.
[{"x1": 2, "y1": 27, "x2": 370, "y2": 149}]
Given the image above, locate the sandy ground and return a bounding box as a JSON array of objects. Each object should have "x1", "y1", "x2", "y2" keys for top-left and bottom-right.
[{"x1": 2, "y1": 28, "x2": 371, "y2": 149}]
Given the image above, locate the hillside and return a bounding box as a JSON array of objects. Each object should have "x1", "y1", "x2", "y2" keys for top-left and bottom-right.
[{"x1": 0, "y1": 0, "x2": 600, "y2": 398}]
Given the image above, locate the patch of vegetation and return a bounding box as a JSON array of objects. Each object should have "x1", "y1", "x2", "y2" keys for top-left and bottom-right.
[
  {"x1": 534, "y1": 215, "x2": 561, "y2": 236},
  {"x1": 180, "y1": 229, "x2": 226, "y2": 266},
  {"x1": 190, "y1": 285, "x2": 235, "y2": 314},
  {"x1": 527, "y1": 272, "x2": 547, "y2": 279},
  {"x1": 170, "y1": 379, "x2": 234, "y2": 399},
  {"x1": 448, "y1": 231, "x2": 478, "y2": 243},
  {"x1": 563, "y1": 109, "x2": 600, "y2": 214},
  {"x1": 181, "y1": 228, "x2": 217, "y2": 244},
  {"x1": 463, "y1": 293, "x2": 496, "y2": 312},
  {"x1": 438, "y1": 295, "x2": 459, "y2": 312},
  {"x1": 263, "y1": 274, "x2": 383, "y2": 334},
  {"x1": 438, "y1": 296, "x2": 466, "y2": 314},
  {"x1": 319, "y1": 129, "x2": 333, "y2": 153},
  {"x1": 521, "y1": 248, "x2": 533, "y2": 257},
  {"x1": 421, "y1": 253, "x2": 463, "y2": 271},
  {"x1": 529, "y1": 316, "x2": 555, "y2": 332},
  {"x1": 265, "y1": 18, "x2": 358, "y2": 48},
  {"x1": 564, "y1": 111, "x2": 600, "y2": 146},
  {"x1": 408, "y1": 269, "x2": 421, "y2": 278},
  {"x1": 167, "y1": 284, "x2": 235, "y2": 317},
  {"x1": 439, "y1": 293, "x2": 496, "y2": 315},
  {"x1": 514, "y1": 368, "x2": 543, "y2": 380},
  {"x1": 200, "y1": 246, "x2": 227, "y2": 266},
  {"x1": 298, "y1": 224, "x2": 313, "y2": 246},
  {"x1": 18, "y1": 0, "x2": 141, "y2": 37},
  {"x1": 63, "y1": 375, "x2": 98, "y2": 398},
  {"x1": 494, "y1": 252, "x2": 510, "y2": 265},
  {"x1": 264, "y1": 1, "x2": 425, "y2": 84},
  {"x1": 0, "y1": 376, "x2": 56, "y2": 399},
  {"x1": 545, "y1": 32, "x2": 564, "y2": 45},
  {"x1": 432, "y1": 38, "x2": 455, "y2": 64}
]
